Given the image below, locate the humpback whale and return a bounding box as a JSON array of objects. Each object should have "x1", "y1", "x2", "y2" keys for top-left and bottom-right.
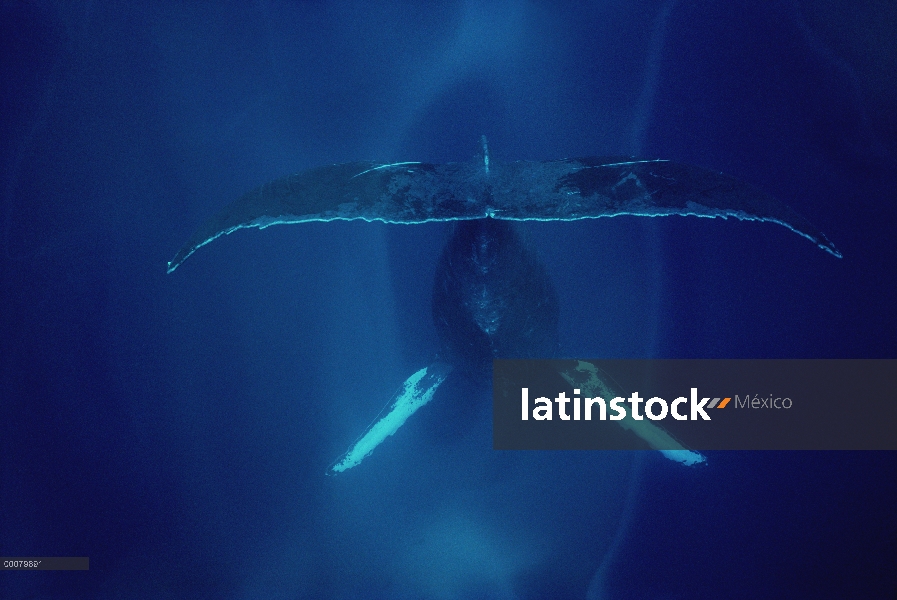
[{"x1": 169, "y1": 137, "x2": 839, "y2": 473}]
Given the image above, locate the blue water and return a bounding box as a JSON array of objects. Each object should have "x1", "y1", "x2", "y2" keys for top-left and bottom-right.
[{"x1": 1, "y1": 2, "x2": 894, "y2": 598}]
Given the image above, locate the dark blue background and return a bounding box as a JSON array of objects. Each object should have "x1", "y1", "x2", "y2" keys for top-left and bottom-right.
[{"x1": 2, "y1": 2, "x2": 894, "y2": 598}]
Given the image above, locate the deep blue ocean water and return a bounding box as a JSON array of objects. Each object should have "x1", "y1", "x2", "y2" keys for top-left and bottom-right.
[{"x1": 1, "y1": 2, "x2": 894, "y2": 598}]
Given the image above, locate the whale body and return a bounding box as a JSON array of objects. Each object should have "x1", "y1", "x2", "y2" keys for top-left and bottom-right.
[{"x1": 168, "y1": 139, "x2": 839, "y2": 473}]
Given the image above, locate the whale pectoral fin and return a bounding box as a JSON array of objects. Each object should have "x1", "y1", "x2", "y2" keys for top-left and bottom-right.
[
  {"x1": 621, "y1": 421, "x2": 706, "y2": 467},
  {"x1": 327, "y1": 362, "x2": 453, "y2": 475},
  {"x1": 560, "y1": 361, "x2": 706, "y2": 467}
]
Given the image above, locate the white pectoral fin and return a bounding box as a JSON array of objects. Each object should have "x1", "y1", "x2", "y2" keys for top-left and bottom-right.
[
  {"x1": 561, "y1": 361, "x2": 706, "y2": 467},
  {"x1": 657, "y1": 448, "x2": 706, "y2": 467},
  {"x1": 327, "y1": 362, "x2": 453, "y2": 475},
  {"x1": 620, "y1": 417, "x2": 706, "y2": 467}
]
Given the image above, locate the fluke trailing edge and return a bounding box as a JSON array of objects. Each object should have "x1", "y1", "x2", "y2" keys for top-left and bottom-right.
[
  {"x1": 169, "y1": 137, "x2": 839, "y2": 473},
  {"x1": 168, "y1": 137, "x2": 840, "y2": 273}
]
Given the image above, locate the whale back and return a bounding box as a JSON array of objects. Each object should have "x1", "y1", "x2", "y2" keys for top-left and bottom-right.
[{"x1": 432, "y1": 219, "x2": 559, "y2": 375}]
